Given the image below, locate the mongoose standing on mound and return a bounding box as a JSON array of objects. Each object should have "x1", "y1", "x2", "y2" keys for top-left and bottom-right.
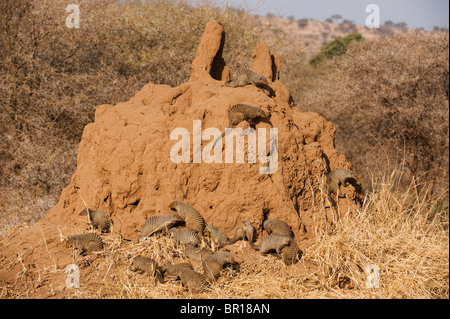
[
  {"x1": 131, "y1": 256, "x2": 164, "y2": 283},
  {"x1": 79, "y1": 208, "x2": 112, "y2": 233},
  {"x1": 263, "y1": 219, "x2": 293, "y2": 238},
  {"x1": 212, "y1": 104, "x2": 269, "y2": 149},
  {"x1": 169, "y1": 201, "x2": 206, "y2": 244},
  {"x1": 202, "y1": 251, "x2": 235, "y2": 282},
  {"x1": 67, "y1": 233, "x2": 104, "y2": 255},
  {"x1": 161, "y1": 262, "x2": 208, "y2": 293},
  {"x1": 139, "y1": 214, "x2": 184, "y2": 239},
  {"x1": 250, "y1": 234, "x2": 291, "y2": 255},
  {"x1": 169, "y1": 228, "x2": 201, "y2": 246},
  {"x1": 225, "y1": 69, "x2": 269, "y2": 88},
  {"x1": 326, "y1": 169, "x2": 360, "y2": 205}
]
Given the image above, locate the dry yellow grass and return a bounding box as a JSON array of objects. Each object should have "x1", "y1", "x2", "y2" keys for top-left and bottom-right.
[{"x1": 3, "y1": 172, "x2": 445, "y2": 299}]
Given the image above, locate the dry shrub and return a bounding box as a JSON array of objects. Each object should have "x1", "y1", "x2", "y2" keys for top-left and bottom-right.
[{"x1": 299, "y1": 30, "x2": 449, "y2": 196}]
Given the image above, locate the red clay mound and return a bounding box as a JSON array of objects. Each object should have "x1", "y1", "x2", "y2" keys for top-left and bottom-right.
[{"x1": 0, "y1": 21, "x2": 362, "y2": 295}]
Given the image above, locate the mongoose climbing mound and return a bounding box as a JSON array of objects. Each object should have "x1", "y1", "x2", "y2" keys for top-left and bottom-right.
[
  {"x1": 79, "y1": 208, "x2": 112, "y2": 233},
  {"x1": 326, "y1": 169, "x2": 360, "y2": 197},
  {"x1": 225, "y1": 69, "x2": 269, "y2": 88},
  {"x1": 0, "y1": 21, "x2": 365, "y2": 296}
]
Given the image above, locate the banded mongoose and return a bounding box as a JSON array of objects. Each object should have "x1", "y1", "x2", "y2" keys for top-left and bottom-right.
[
  {"x1": 131, "y1": 256, "x2": 164, "y2": 283},
  {"x1": 139, "y1": 214, "x2": 184, "y2": 239},
  {"x1": 225, "y1": 69, "x2": 269, "y2": 88},
  {"x1": 202, "y1": 251, "x2": 235, "y2": 282},
  {"x1": 229, "y1": 226, "x2": 246, "y2": 243},
  {"x1": 250, "y1": 234, "x2": 291, "y2": 255},
  {"x1": 169, "y1": 228, "x2": 201, "y2": 246},
  {"x1": 67, "y1": 233, "x2": 104, "y2": 255},
  {"x1": 263, "y1": 219, "x2": 293, "y2": 238},
  {"x1": 161, "y1": 262, "x2": 208, "y2": 293},
  {"x1": 205, "y1": 225, "x2": 234, "y2": 251},
  {"x1": 242, "y1": 220, "x2": 257, "y2": 243},
  {"x1": 184, "y1": 244, "x2": 213, "y2": 262},
  {"x1": 79, "y1": 208, "x2": 112, "y2": 233},
  {"x1": 169, "y1": 201, "x2": 205, "y2": 241},
  {"x1": 326, "y1": 169, "x2": 360, "y2": 205},
  {"x1": 280, "y1": 239, "x2": 302, "y2": 266},
  {"x1": 212, "y1": 104, "x2": 269, "y2": 149}
]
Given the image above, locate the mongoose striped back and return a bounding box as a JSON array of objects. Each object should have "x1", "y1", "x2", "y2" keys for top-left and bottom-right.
[
  {"x1": 263, "y1": 219, "x2": 293, "y2": 237},
  {"x1": 170, "y1": 228, "x2": 201, "y2": 246},
  {"x1": 139, "y1": 214, "x2": 184, "y2": 239},
  {"x1": 228, "y1": 226, "x2": 246, "y2": 243},
  {"x1": 162, "y1": 262, "x2": 208, "y2": 293},
  {"x1": 250, "y1": 234, "x2": 291, "y2": 255},
  {"x1": 131, "y1": 256, "x2": 164, "y2": 283},
  {"x1": 326, "y1": 169, "x2": 358, "y2": 197},
  {"x1": 184, "y1": 244, "x2": 213, "y2": 262},
  {"x1": 225, "y1": 69, "x2": 269, "y2": 88},
  {"x1": 242, "y1": 220, "x2": 257, "y2": 243},
  {"x1": 202, "y1": 251, "x2": 235, "y2": 282},
  {"x1": 280, "y1": 239, "x2": 302, "y2": 266},
  {"x1": 169, "y1": 201, "x2": 205, "y2": 238},
  {"x1": 227, "y1": 104, "x2": 268, "y2": 128},
  {"x1": 67, "y1": 233, "x2": 104, "y2": 255},
  {"x1": 80, "y1": 209, "x2": 112, "y2": 233},
  {"x1": 211, "y1": 104, "x2": 268, "y2": 149}
]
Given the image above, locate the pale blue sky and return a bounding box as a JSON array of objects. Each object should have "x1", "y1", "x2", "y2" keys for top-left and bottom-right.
[{"x1": 203, "y1": 0, "x2": 449, "y2": 30}]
